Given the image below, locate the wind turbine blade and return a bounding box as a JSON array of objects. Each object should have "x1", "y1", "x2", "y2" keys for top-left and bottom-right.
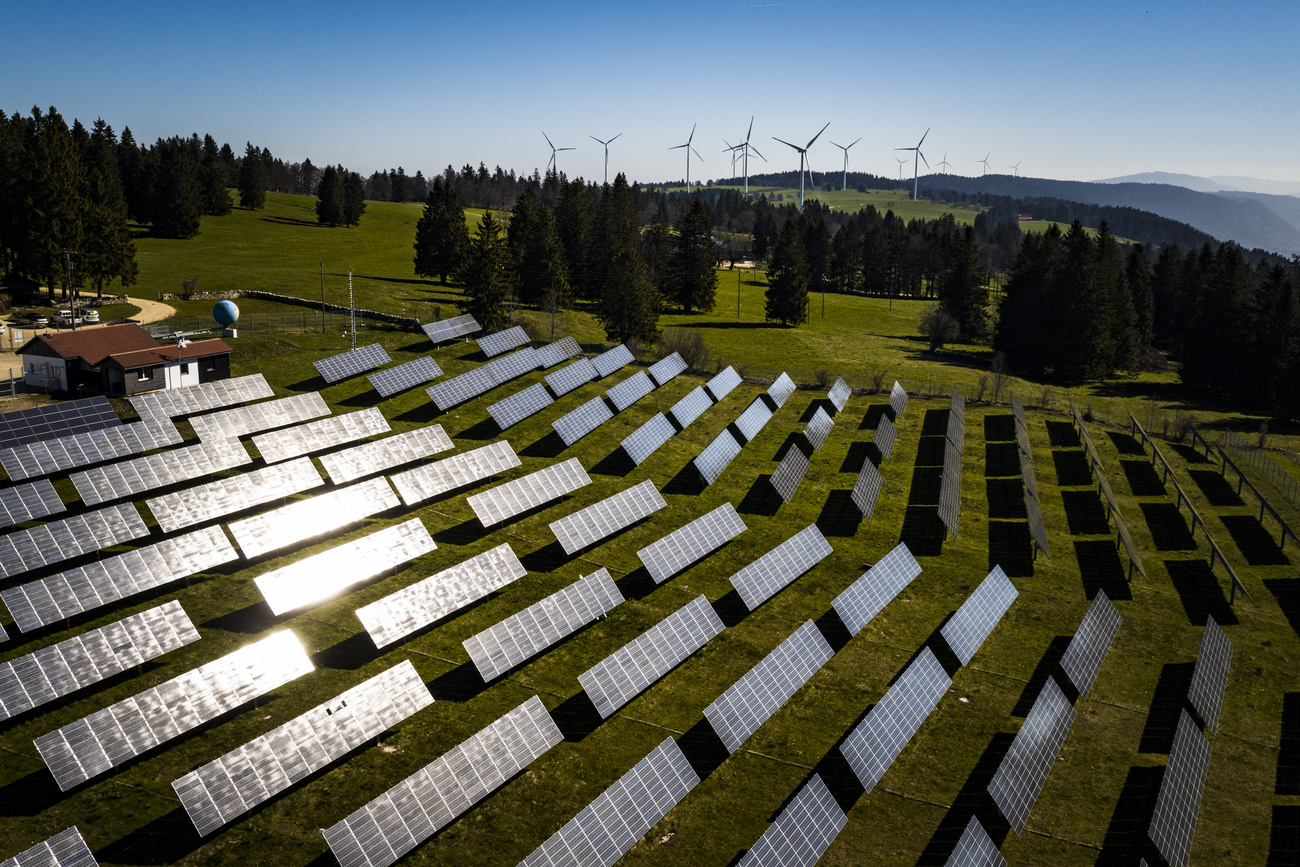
[
  {"x1": 559, "y1": 147, "x2": 575, "y2": 152},
  {"x1": 806, "y1": 121, "x2": 830, "y2": 149},
  {"x1": 687, "y1": 122, "x2": 696, "y2": 145},
  {"x1": 670, "y1": 143, "x2": 688, "y2": 150},
  {"x1": 746, "y1": 116, "x2": 754, "y2": 143},
  {"x1": 772, "y1": 136, "x2": 801, "y2": 151},
  {"x1": 590, "y1": 135, "x2": 603, "y2": 145},
  {"x1": 691, "y1": 146, "x2": 703, "y2": 161},
  {"x1": 849, "y1": 137, "x2": 862, "y2": 148},
  {"x1": 917, "y1": 128, "x2": 929, "y2": 148},
  {"x1": 919, "y1": 151, "x2": 929, "y2": 169},
  {"x1": 895, "y1": 146, "x2": 912, "y2": 152},
  {"x1": 750, "y1": 145, "x2": 766, "y2": 161},
  {"x1": 830, "y1": 141, "x2": 844, "y2": 150},
  {"x1": 543, "y1": 131, "x2": 554, "y2": 149},
  {"x1": 610, "y1": 133, "x2": 621, "y2": 143}
]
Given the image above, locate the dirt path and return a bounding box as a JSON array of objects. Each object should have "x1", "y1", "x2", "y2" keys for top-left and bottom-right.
[{"x1": 0, "y1": 296, "x2": 176, "y2": 379}]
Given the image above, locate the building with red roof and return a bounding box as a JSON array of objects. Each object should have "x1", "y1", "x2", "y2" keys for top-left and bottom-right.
[{"x1": 18, "y1": 324, "x2": 232, "y2": 395}]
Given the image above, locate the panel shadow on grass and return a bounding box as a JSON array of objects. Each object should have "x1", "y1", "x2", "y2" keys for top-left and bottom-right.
[
  {"x1": 678, "y1": 717, "x2": 731, "y2": 780},
  {"x1": 986, "y1": 479, "x2": 1027, "y2": 520},
  {"x1": 1140, "y1": 502, "x2": 1197, "y2": 550},
  {"x1": 1073, "y1": 540, "x2": 1133, "y2": 601},
  {"x1": 1171, "y1": 443, "x2": 1212, "y2": 465},
  {"x1": 1096, "y1": 765, "x2": 1165, "y2": 866},
  {"x1": 455, "y1": 416, "x2": 502, "y2": 441},
  {"x1": 1188, "y1": 470, "x2": 1244, "y2": 507},
  {"x1": 1278, "y1": 693, "x2": 1300, "y2": 796},
  {"x1": 985, "y1": 442, "x2": 1021, "y2": 477},
  {"x1": 1266, "y1": 579, "x2": 1300, "y2": 641},
  {"x1": 907, "y1": 467, "x2": 943, "y2": 507},
  {"x1": 1062, "y1": 490, "x2": 1112, "y2": 535},
  {"x1": 0, "y1": 768, "x2": 66, "y2": 816},
  {"x1": 1164, "y1": 559, "x2": 1238, "y2": 627},
  {"x1": 1121, "y1": 460, "x2": 1167, "y2": 497},
  {"x1": 1106, "y1": 431, "x2": 1147, "y2": 456},
  {"x1": 1010, "y1": 636, "x2": 1074, "y2": 717},
  {"x1": 313, "y1": 632, "x2": 384, "y2": 671},
  {"x1": 1269, "y1": 805, "x2": 1300, "y2": 867},
  {"x1": 916, "y1": 732, "x2": 1016, "y2": 866},
  {"x1": 1052, "y1": 450, "x2": 1093, "y2": 486},
  {"x1": 738, "y1": 474, "x2": 784, "y2": 516},
  {"x1": 817, "y1": 489, "x2": 864, "y2": 538},
  {"x1": 984, "y1": 415, "x2": 1016, "y2": 442},
  {"x1": 551, "y1": 691, "x2": 604, "y2": 742},
  {"x1": 859, "y1": 404, "x2": 888, "y2": 431},
  {"x1": 589, "y1": 447, "x2": 636, "y2": 478},
  {"x1": 921, "y1": 409, "x2": 950, "y2": 437},
  {"x1": 427, "y1": 660, "x2": 490, "y2": 702},
  {"x1": 662, "y1": 461, "x2": 706, "y2": 497},
  {"x1": 900, "y1": 507, "x2": 947, "y2": 557},
  {"x1": 915, "y1": 436, "x2": 948, "y2": 466},
  {"x1": 97, "y1": 807, "x2": 204, "y2": 866},
  {"x1": 1046, "y1": 420, "x2": 1081, "y2": 448},
  {"x1": 1138, "y1": 661, "x2": 1196, "y2": 753},
  {"x1": 520, "y1": 430, "x2": 567, "y2": 459},
  {"x1": 1219, "y1": 515, "x2": 1292, "y2": 566},
  {"x1": 840, "y1": 440, "x2": 875, "y2": 474},
  {"x1": 989, "y1": 520, "x2": 1034, "y2": 577}
]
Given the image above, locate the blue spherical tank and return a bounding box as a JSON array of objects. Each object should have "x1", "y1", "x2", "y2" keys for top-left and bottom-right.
[{"x1": 213, "y1": 300, "x2": 240, "y2": 327}]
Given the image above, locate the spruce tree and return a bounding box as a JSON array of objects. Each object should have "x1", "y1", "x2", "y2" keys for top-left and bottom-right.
[
  {"x1": 938, "y1": 224, "x2": 988, "y2": 340},
  {"x1": 413, "y1": 177, "x2": 467, "y2": 283},
  {"x1": 31, "y1": 107, "x2": 86, "y2": 292},
  {"x1": 555, "y1": 179, "x2": 595, "y2": 298},
  {"x1": 315, "y1": 165, "x2": 344, "y2": 226},
  {"x1": 458, "y1": 210, "x2": 514, "y2": 332},
  {"x1": 669, "y1": 197, "x2": 718, "y2": 313},
  {"x1": 237, "y1": 141, "x2": 266, "y2": 209},
  {"x1": 595, "y1": 247, "x2": 661, "y2": 344},
  {"x1": 341, "y1": 171, "x2": 366, "y2": 226},
  {"x1": 765, "y1": 215, "x2": 810, "y2": 326},
  {"x1": 81, "y1": 119, "x2": 137, "y2": 296},
  {"x1": 507, "y1": 188, "x2": 569, "y2": 307},
  {"x1": 642, "y1": 206, "x2": 674, "y2": 300},
  {"x1": 150, "y1": 138, "x2": 203, "y2": 239}
]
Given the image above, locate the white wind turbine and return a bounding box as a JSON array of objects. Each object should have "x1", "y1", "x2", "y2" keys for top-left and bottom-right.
[
  {"x1": 543, "y1": 132, "x2": 574, "y2": 176},
  {"x1": 937, "y1": 151, "x2": 952, "y2": 174},
  {"x1": 895, "y1": 127, "x2": 929, "y2": 201},
  {"x1": 1009, "y1": 161, "x2": 1021, "y2": 177},
  {"x1": 895, "y1": 157, "x2": 907, "y2": 181},
  {"x1": 733, "y1": 116, "x2": 766, "y2": 195},
  {"x1": 723, "y1": 140, "x2": 739, "y2": 179},
  {"x1": 830, "y1": 137, "x2": 861, "y2": 191},
  {"x1": 978, "y1": 152, "x2": 991, "y2": 175},
  {"x1": 773, "y1": 121, "x2": 829, "y2": 211},
  {"x1": 670, "y1": 123, "x2": 703, "y2": 192},
  {"x1": 588, "y1": 133, "x2": 621, "y2": 185}
]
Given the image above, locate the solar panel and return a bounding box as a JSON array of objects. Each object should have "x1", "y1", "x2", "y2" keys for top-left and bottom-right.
[
  {"x1": 486, "y1": 346, "x2": 540, "y2": 384},
  {"x1": 519, "y1": 737, "x2": 699, "y2": 867},
  {"x1": 319, "y1": 426, "x2": 454, "y2": 484},
  {"x1": 552, "y1": 397, "x2": 614, "y2": 446},
  {"x1": 367, "y1": 356, "x2": 443, "y2": 398},
  {"x1": 322, "y1": 696, "x2": 561, "y2": 867},
  {"x1": 987, "y1": 677, "x2": 1076, "y2": 834},
  {"x1": 0, "y1": 418, "x2": 183, "y2": 481},
  {"x1": 464, "y1": 568, "x2": 623, "y2": 681},
  {"x1": 874, "y1": 415, "x2": 898, "y2": 460},
  {"x1": 622, "y1": 413, "x2": 675, "y2": 466},
  {"x1": 737, "y1": 773, "x2": 847, "y2": 867},
  {"x1": 422, "y1": 312, "x2": 480, "y2": 344},
  {"x1": 252, "y1": 407, "x2": 390, "y2": 464},
  {"x1": 805, "y1": 406, "x2": 835, "y2": 451},
  {"x1": 1148, "y1": 710, "x2": 1212, "y2": 867},
  {"x1": 705, "y1": 621, "x2": 834, "y2": 753},
  {"x1": 851, "y1": 459, "x2": 884, "y2": 519},
  {"x1": 938, "y1": 439, "x2": 963, "y2": 538},
  {"x1": 0, "y1": 827, "x2": 98, "y2": 867},
  {"x1": 427, "y1": 365, "x2": 496, "y2": 410},
  {"x1": 0, "y1": 600, "x2": 199, "y2": 722},
  {"x1": 770, "y1": 447, "x2": 810, "y2": 503},
  {"x1": 315, "y1": 343, "x2": 392, "y2": 383},
  {"x1": 1019, "y1": 448, "x2": 1040, "y2": 501},
  {"x1": 228, "y1": 477, "x2": 399, "y2": 558},
  {"x1": 1187, "y1": 616, "x2": 1232, "y2": 732},
  {"x1": 941, "y1": 566, "x2": 1018, "y2": 666},
  {"x1": 534, "y1": 336, "x2": 582, "y2": 369},
  {"x1": 669, "y1": 386, "x2": 713, "y2": 429},
  {"x1": 130, "y1": 374, "x2": 274, "y2": 421},
  {"x1": 389, "y1": 440, "x2": 520, "y2": 507},
  {"x1": 146, "y1": 457, "x2": 323, "y2": 533},
  {"x1": 0, "y1": 479, "x2": 65, "y2": 528},
  {"x1": 1059, "y1": 591, "x2": 1121, "y2": 699},
  {"x1": 591, "y1": 343, "x2": 634, "y2": 378},
  {"x1": 0, "y1": 624, "x2": 6, "y2": 643},
  {"x1": 1015, "y1": 420, "x2": 1032, "y2": 461},
  {"x1": 706, "y1": 365, "x2": 742, "y2": 401},
  {"x1": 71, "y1": 438, "x2": 251, "y2": 506},
  {"x1": 647, "y1": 351, "x2": 687, "y2": 386},
  {"x1": 0, "y1": 395, "x2": 119, "y2": 450},
  {"x1": 889, "y1": 381, "x2": 908, "y2": 418},
  {"x1": 546, "y1": 358, "x2": 598, "y2": 397},
  {"x1": 695, "y1": 429, "x2": 742, "y2": 485},
  {"x1": 256, "y1": 518, "x2": 436, "y2": 616},
  {"x1": 357, "y1": 542, "x2": 525, "y2": 648},
  {"x1": 827, "y1": 376, "x2": 852, "y2": 413},
  {"x1": 947, "y1": 409, "x2": 966, "y2": 452},
  {"x1": 467, "y1": 458, "x2": 590, "y2": 527},
  {"x1": 1011, "y1": 393, "x2": 1026, "y2": 428},
  {"x1": 729, "y1": 523, "x2": 833, "y2": 611},
  {"x1": 840, "y1": 647, "x2": 951, "y2": 791},
  {"x1": 1, "y1": 526, "x2": 236, "y2": 633},
  {"x1": 549, "y1": 479, "x2": 666, "y2": 555},
  {"x1": 1025, "y1": 490, "x2": 1050, "y2": 558},
  {"x1": 945, "y1": 816, "x2": 1006, "y2": 867},
  {"x1": 477, "y1": 325, "x2": 530, "y2": 357},
  {"x1": 768, "y1": 372, "x2": 797, "y2": 408},
  {"x1": 637, "y1": 502, "x2": 747, "y2": 584},
  {"x1": 0, "y1": 502, "x2": 148, "y2": 580},
  {"x1": 488, "y1": 383, "x2": 554, "y2": 430},
  {"x1": 579, "y1": 595, "x2": 724, "y2": 718},
  {"x1": 950, "y1": 387, "x2": 966, "y2": 423},
  {"x1": 35, "y1": 630, "x2": 312, "y2": 791},
  {"x1": 606, "y1": 370, "x2": 654, "y2": 411},
  {"x1": 188, "y1": 392, "x2": 331, "y2": 442},
  {"x1": 734, "y1": 399, "x2": 774, "y2": 443},
  {"x1": 173, "y1": 660, "x2": 433, "y2": 837},
  {"x1": 832, "y1": 542, "x2": 923, "y2": 636}
]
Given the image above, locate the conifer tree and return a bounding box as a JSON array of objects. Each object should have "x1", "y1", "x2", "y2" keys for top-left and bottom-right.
[
  {"x1": 341, "y1": 170, "x2": 366, "y2": 226},
  {"x1": 765, "y1": 215, "x2": 810, "y2": 326},
  {"x1": 414, "y1": 177, "x2": 467, "y2": 283},
  {"x1": 150, "y1": 138, "x2": 203, "y2": 239},
  {"x1": 938, "y1": 224, "x2": 988, "y2": 340},
  {"x1": 315, "y1": 165, "x2": 344, "y2": 226},
  {"x1": 669, "y1": 197, "x2": 718, "y2": 313},
  {"x1": 595, "y1": 247, "x2": 662, "y2": 344},
  {"x1": 237, "y1": 141, "x2": 266, "y2": 209},
  {"x1": 507, "y1": 188, "x2": 569, "y2": 307},
  {"x1": 81, "y1": 119, "x2": 137, "y2": 296},
  {"x1": 457, "y1": 210, "x2": 514, "y2": 332}
]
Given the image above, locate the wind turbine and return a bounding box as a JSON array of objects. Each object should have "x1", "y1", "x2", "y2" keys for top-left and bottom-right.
[
  {"x1": 670, "y1": 123, "x2": 703, "y2": 192},
  {"x1": 1009, "y1": 162, "x2": 1021, "y2": 177},
  {"x1": 543, "y1": 132, "x2": 574, "y2": 176},
  {"x1": 895, "y1": 127, "x2": 929, "y2": 201},
  {"x1": 937, "y1": 152, "x2": 951, "y2": 174},
  {"x1": 588, "y1": 133, "x2": 621, "y2": 185},
  {"x1": 723, "y1": 140, "x2": 739, "y2": 179},
  {"x1": 978, "y1": 153, "x2": 991, "y2": 175},
  {"x1": 772, "y1": 121, "x2": 829, "y2": 211},
  {"x1": 733, "y1": 116, "x2": 766, "y2": 195},
  {"x1": 829, "y1": 137, "x2": 861, "y2": 191},
  {"x1": 895, "y1": 157, "x2": 907, "y2": 181}
]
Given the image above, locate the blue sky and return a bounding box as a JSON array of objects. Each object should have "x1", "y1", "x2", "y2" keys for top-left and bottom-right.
[{"x1": 5, "y1": 0, "x2": 1297, "y2": 185}]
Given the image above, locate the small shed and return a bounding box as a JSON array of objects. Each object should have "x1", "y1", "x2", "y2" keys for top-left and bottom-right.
[{"x1": 18, "y1": 325, "x2": 232, "y2": 395}]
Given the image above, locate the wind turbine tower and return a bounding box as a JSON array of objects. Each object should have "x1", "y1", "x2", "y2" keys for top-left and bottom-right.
[
  {"x1": 734, "y1": 117, "x2": 766, "y2": 195},
  {"x1": 895, "y1": 127, "x2": 929, "y2": 201},
  {"x1": 1009, "y1": 162, "x2": 1021, "y2": 177},
  {"x1": 937, "y1": 152, "x2": 951, "y2": 174},
  {"x1": 670, "y1": 124, "x2": 703, "y2": 192},
  {"x1": 773, "y1": 121, "x2": 829, "y2": 211},
  {"x1": 895, "y1": 157, "x2": 907, "y2": 181},
  {"x1": 830, "y1": 137, "x2": 861, "y2": 191},
  {"x1": 978, "y1": 153, "x2": 991, "y2": 175},
  {"x1": 543, "y1": 132, "x2": 575, "y2": 176},
  {"x1": 588, "y1": 133, "x2": 621, "y2": 185}
]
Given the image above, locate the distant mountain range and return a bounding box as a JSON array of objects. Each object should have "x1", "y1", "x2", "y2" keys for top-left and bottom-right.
[{"x1": 1093, "y1": 172, "x2": 1300, "y2": 197}]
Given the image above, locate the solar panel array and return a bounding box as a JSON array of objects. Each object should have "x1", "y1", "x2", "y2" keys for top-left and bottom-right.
[
  {"x1": 0, "y1": 827, "x2": 97, "y2": 867},
  {"x1": 1148, "y1": 710, "x2": 1212, "y2": 867},
  {"x1": 875, "y1": 415, "x2": 898, "y2": 460},
  {"x1": 950, "y1": 386, "x2": 966, "y2": 423},
  {"x1": 770, "y1": 447, "x2": 810, "y2": 503},
  {"x1": 579, "y1": 595, "x2": 724, "y2": 719},
  {"x1": 0, "y1": 601, "x2": 199, "y2": 722},
  {"x1": 804, "y1": 406, "x2": 834, "y2": 451},
  {"x1": 0, "y1": 479, "x2": 64, "y2": 529},
  {"x1": 987, "y1": 677, "x2": 1076, "y2": 833},
  {"x1": 0, "y1": 395, "x2": 119, "y2": 449},
  {"x1": 637, "y1": 502, "x2": 746, "y2": 584},
  {"x1": 938, "y1": 437, "x2": 963, "y2": 538},
  {"x1": 534, "y1": 336, "x2": 581, "y2": 369},
  {"x1": 367, "y1": 356, "x2": 443, "y2": 398},
  {"x1": 422, "y1": 312, "x2": 480, "y2": 344},
  {"x1": 146, "y1": 457, "x2": 323, "y2": 533},
  {"x1": 322, "y1": 697, "x2": 562, "y2": 867},
  {"x1": 1025, "y1": 490, "x2": 1051, "y2": 557},
  {"x1": 256, "y1": 518, "x2": 436, "y2": 617},
  {"x1": 173, "y1": 660, "x2": 433, "y2": 836},
  {"x1": 840, "y1": 648, "x2": 951, "y2": 791},
  {"x1": 477, "y1": 325, "x2": 530, "y2": 357},
  {"x1": 1010, "y1": 393, "x2": 1026, "y2": 428},
  {"x1": 549, "y1": 479, "x2": 666, "y2": 555},
  {"x1": 319, "y1": 426, "x2": 454, "y2": 484},
  {"x1": 1, "y1": 526, "x2": 236, "y2": 633},
  {"x1": 0, "y1": 503, "x2": 148, "y2": 580},
  {"x1": 695, "y1": 430, "x2": 741, "y2": 485},
  {"x1": 1015, "y1": 421, "x2": 1032, "y2": 462},
  {"x1": 704, "y1": 621, "x2": 834, "y2": 753},
  {"x1": 129, "y1": 374, "x2": 273, "y2": 420},
  {"x1": 0, "y1": 418, "x2": 183, "y2": 481},
  {"x1": 552, "y1": 397, "x2": 614, "y2": 446},
  {"x1": 357, "y1": 543, "x2": 525, "y2": 648},
  {"x1": 72, "y1": 438, "x2": 251, "y2": 506},
  {"x1": 315, "y1": 343, "x2": 392, "y2": 383},
  {"x1": 228, "y1": 477, "x2": 399, "y2": 558},
  {"x1": 851, "y1": 460, "x2": 884, "y2": 519},
  {"x1": 467, "y1": 458, "x2": 590, "y2": 527},
  {"x1": 189, "y1": 392, "x2": 331, "y2": 442},
  {"x1": 591, "y1": 343, "x2": 634, "y2": 378},
  {"x1": 1019, "y1": 449, "x2": 1040, "y2": 502},
  {"x1": 647, "y1": 351, "x2": 687, "y2": 386},
  {"x1": 827, "y1": 376, "x2": 851, "y2": 413},
  {"x1": 35, "y1": 630, "x2": 313, "y2": 791},
  {"x1": 734, "y1": 400, "x2": 774, "y2": 443},
  {"x1": 945, "y1": 817, "x2": 1006, "y2": 867},
  {"x1": 546, "y1": 358, "x2": 597, "y2": 397},
  {"x1": 488, "y1": 383, "x2": 554, "y2": 430},
  {"x1": 941, "y1": 566, "x2": 1018, "y2": 666},
  {"x1": 889, "y1": 381, "x2": 908, "y2": 418},
  {"x1": 486, "y1": 347, "x2": 540, "y2": 384},
  {"x1": 669, "y1": 386, "x2": 712, "y2": 429},
  {"x1": 832, "y1": 542, "x2": 923, "y2": 636},
  {"x1": 736, "y1": 773, "x2": 847, "y2": 867},
  {"x1": 252, "y1": 407, "x2": 390, "y2": 464},
  {"x1": 768, "y1": 372, "x2": 797, "y2": 408},
  {"x1": 606, "y1": 370, "x2": 654, "y2": 412},
  {"x1": 464, "y1": 569, "x2": 623, "y2": 682},
  {"x1": 427, "y1": 365, "x2": 496, "y2": 410},
  {"x1": 707, "y1": 365, "x2": 742, "y2": 401},
  {"x1": 390, "y1": 440, "x2": 520, "y2": 506},
  {"x1": 1059, "y1": 591, "x2": 1122, "y2": 699},
  {"x1": 622, "y1": 413, "x2": 675, "y2": 466},
  {"x1": 1187, "y1": 616, "x2": 1232, "y2": 731}
]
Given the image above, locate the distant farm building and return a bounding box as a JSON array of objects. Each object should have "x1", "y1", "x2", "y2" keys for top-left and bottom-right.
[{"x1": 18, "y1": 324, "x2": 233, "y2": 395}]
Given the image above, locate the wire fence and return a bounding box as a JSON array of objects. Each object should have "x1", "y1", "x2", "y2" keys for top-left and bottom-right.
[
  {"x1": 145, "y1": 311, "x2": 407, "y2": 339},
  {"x1": 1221, "y1": 431, "x2": 1300, "y2": 511}
]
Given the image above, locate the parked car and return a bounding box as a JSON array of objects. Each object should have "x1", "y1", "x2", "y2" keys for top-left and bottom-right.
[
  {"x1": 31, "y1": 315, "x2": 48, "y2": 327},
  {"x1": 82, "y1": 309, "x2": 100, "y2": 324}
]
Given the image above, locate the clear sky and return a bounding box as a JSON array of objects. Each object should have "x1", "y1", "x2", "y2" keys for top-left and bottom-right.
[{"x1": 4, "y1": 0, "x2": 1297, "y2": 186}]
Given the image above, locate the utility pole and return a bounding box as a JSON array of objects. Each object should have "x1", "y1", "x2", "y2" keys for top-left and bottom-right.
[
  {"x1": 63, "y1": 250, "x2": 78, "y2": 330},
  {"x1": 348, "y1": 268, "x2": 356, "y2": 349},
  {"x1": 319, "y1": 259, "x2": 325, "y2": 333}
]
